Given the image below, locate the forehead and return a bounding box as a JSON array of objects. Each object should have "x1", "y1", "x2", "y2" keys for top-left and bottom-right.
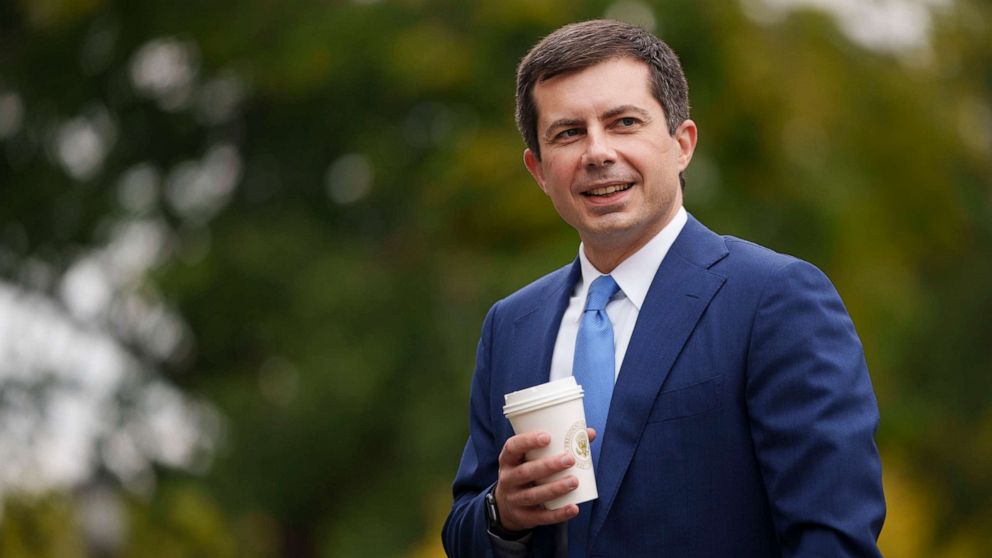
[{"x1": 532, "y1": 57, "x2": 661, "y2": 123}]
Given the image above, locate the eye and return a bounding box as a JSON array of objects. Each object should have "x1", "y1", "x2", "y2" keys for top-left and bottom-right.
[
  {"x1": 617, "y1": 117, "x2": 638, "y2": 127},
  {"x1": 555, "y1": 128, "x2": 583, "y2": 140}
]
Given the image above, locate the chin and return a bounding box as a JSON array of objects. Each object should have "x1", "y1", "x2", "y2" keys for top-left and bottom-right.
[
  {"x1": 582, "y1": 224, "x2": 639, "y2": 246},
  {"x1": 588, "y1": 214, "x2": 639, "y2": 235}
]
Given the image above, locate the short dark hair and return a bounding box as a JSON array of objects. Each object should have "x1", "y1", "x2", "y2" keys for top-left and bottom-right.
[{"x1": 515, "y1": 19, "x2": 690, "y2": 160}]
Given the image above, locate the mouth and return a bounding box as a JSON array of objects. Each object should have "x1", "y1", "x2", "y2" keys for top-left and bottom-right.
[{"x1": 582, "y1": 182, "x2": 634, "y2": 197}]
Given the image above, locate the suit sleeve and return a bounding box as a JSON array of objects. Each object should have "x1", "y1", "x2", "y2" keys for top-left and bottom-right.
[
  {"x1": 443, "y1": 302, "x2": 530, "y2": 557},
  {"x1": 746, "y1": 260, "x2": 885, "y2": 557}
]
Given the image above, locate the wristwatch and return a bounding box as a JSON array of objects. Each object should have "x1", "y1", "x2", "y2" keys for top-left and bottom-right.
[{"x1": 485, "y1": 487, "x2": 529, "y2": 541}]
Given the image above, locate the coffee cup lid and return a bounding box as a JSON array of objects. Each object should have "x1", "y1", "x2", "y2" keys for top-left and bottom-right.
[{"x1": 503, "y1": 377, "x2": 584, "y2": 418}]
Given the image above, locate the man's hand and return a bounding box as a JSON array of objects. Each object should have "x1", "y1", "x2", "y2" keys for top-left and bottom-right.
[{"x1": 493, "y1": 428, "x2": 596, "y2": 532}]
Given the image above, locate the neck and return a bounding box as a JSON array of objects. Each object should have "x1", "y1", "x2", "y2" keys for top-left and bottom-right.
[
  {"x1": 582, "y1": 208, "x2": 680, "y2": 273},
  {"x1": 583, "y1": 237, "x2": 648, "y2": 273}
]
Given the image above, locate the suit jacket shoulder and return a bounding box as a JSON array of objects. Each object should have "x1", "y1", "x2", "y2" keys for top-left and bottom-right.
[{"x1": 489, "y1": 261, "x2": 578, "y2": 324}]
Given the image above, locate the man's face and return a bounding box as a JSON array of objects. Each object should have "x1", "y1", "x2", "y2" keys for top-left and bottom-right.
[{"x1": 524, "y1": 57, "x2": 696, "y2": 269}]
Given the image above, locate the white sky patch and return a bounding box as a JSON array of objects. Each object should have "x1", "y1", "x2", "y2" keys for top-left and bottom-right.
[
  {"x1": 165, "y1": 144, "x2": 243, "y2": 224},
  {"x1": 743, "y1": 0, "x2": 951, "y2": 56},
  {"x1": 0, "y1": 280, "x2": 218, "y2": 501},
  {"x1": 53, "y1": 106, "x2": 117, "y2": 181},
  {"x1": 60, "y1": 217, "x2": 194, "y2": 366},
  {"x1": 61, "y1": 218, "x2": 171, "y2": 324},
  {"x1": 61, "y1": 258, "x2": 115, "y2": 322},
  {"x1": 129, "y1": 37, "x2": 199, "y2": 111},
  {"x1": 1, "y1": 211, "x2": 216, "y2": 501},
  {"x1": 117, "y1": 163, "x2": 161, "y2": 215}
]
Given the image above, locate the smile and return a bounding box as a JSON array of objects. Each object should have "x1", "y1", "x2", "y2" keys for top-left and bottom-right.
[{"x1": 584, "y1": 183, "x2": 634, "y2": 197}]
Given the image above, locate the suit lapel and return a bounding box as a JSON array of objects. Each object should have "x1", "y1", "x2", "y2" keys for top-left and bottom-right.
[
  {"x1": 589, "y1": 215, "x2": 729, "y2": 541},
  {"x1": 507, "y1": 260, "x2": 581, "y2": 394}
]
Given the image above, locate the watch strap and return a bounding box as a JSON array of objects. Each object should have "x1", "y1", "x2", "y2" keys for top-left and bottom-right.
[{"x1": 485, "y1": 487, "x2": 530, "y2": 541}]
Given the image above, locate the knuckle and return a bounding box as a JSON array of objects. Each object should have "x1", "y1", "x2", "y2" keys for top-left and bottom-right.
[
  {"x1": 521, "y1": 460, "x2": 557, "y2": 484},
  {"x1": 518, "y1": 491, "x2": 537, "y2": 507},
  {"x1": 498, "y1": 449, "x2": 511, "y2": 466},
  {"x1": 532, "y1": 490, "x2": 553, "y2": 507},
  {"x1": 542, "y1": 456, "x2": 566, "y2": 475},
  {"x1": 500, "y1": 443, "x2": 517, "y2": 460},
  {"x1": 507, "y1": 492, "x2": 528, "y2": 510},
  {"x1": 533, "y1": 483, "x2": 565, "y2": 507},
  {"x1": 515, "y1": 461, "x2": 537, "y2": 481},
  {"x1": 547, "y1": 481, "x2": 566, "y2": 497},
  {"x1": 499, "y1": 468, "x2": 518, "y2": 488}
]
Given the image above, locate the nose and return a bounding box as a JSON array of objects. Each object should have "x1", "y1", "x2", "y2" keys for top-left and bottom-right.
[{"x1": 581, "y1": 128, "x2": 616, "y2": 168}]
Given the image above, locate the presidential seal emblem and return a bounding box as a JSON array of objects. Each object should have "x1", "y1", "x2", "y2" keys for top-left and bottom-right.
[{"x1": 564, "y1": 421, "x2": 592, "y2": 469}]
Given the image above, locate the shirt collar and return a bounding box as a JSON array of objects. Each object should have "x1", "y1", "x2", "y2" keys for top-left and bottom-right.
[{"x1": 577, "y1": 206, "x2": 687, "y2": 311}]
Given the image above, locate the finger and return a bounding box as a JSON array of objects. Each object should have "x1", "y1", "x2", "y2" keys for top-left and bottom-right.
[
  {"x1": 506, "y1": 475, "x2": 579, "y2": 508},
  {"x1": 507, "y1": 452, "x2": 575, "y2": 486},
  {"x1": 586, "y1": 427, "x2": 596, "y2": 443},
  {"x1": 515, "y1": 503, "x2": 581, "y2": 528},
  {"x1": 499, "y1": 432, "x2": 551, "y2": 467}
]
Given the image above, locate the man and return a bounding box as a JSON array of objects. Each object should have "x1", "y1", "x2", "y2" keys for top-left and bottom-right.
[{"x1": 442, "y1": 19, "x2": 885, "y2": 557}]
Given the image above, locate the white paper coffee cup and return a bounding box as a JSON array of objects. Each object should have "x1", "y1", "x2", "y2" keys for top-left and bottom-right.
[{"x1": 503, "y1": 376, "x2": 597, "y2": 509}]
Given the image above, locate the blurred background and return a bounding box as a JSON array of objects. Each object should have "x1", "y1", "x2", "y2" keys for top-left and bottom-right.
[{"x1": 1, "y1": 0, "x2": 990, "y2": 556}]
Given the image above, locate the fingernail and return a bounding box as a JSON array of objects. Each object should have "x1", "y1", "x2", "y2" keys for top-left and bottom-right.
[
  {"x1": 538, "y1": 433, "x2": 551, "y2": 445},
  {"x1": 567, "y1": 478, "x2": 578, "y2": 489},
  {"x1": 560, "y1": 454, "x2": 574, "y2": 466}
]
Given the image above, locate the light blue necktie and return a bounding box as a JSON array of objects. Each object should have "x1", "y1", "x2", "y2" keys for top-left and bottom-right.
[{"x1": 568, "y1": 274, "x2": 620, "y2": 558}]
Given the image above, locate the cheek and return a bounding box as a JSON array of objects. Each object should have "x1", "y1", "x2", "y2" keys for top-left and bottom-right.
[
  {"x1": 639, "y1": 145, "x2": 680, "y2": 176},
  {"x1": 543, "y1": 164, "x2": 575, "y2": 192}
]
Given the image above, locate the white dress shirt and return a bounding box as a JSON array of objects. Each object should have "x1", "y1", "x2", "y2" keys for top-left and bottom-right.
[{"x1": 549, "y1": 206, "x2": 687, "y2": 383}]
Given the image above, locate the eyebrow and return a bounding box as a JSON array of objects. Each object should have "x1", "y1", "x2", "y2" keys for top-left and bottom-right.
[
  {"x1": 542, "y1": 105, "x2": 654, "y2": 141},
  {"x1": 602, "y1": 105, "x2": 652, "y2": 122}
]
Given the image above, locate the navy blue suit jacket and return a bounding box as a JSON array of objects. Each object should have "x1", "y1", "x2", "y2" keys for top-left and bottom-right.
[{"x1": 443, "y1": 215, "x2": 885, "y2": 557}]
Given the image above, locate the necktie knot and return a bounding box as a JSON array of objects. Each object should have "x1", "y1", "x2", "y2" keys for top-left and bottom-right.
[{"x1": 584, "y1": 275, "x2": 619, "y2": 312}]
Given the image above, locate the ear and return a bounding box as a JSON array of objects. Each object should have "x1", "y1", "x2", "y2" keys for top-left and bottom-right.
[
  {"x1": 674, "y1": 119, "x2": 698, "y2": 172},
  {"x1": 523, "y1": 149, "x2": 548, "y2": 194}
]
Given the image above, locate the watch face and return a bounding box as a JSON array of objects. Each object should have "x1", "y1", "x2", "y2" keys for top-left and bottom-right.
[{"x1": 486, "y1": 490, "x2": 499, "y2": 524}]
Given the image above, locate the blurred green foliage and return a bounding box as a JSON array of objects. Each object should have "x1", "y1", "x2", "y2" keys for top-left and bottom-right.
[{"x1": 1, "y1": 0, "x2": 991, "y2": 556}]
